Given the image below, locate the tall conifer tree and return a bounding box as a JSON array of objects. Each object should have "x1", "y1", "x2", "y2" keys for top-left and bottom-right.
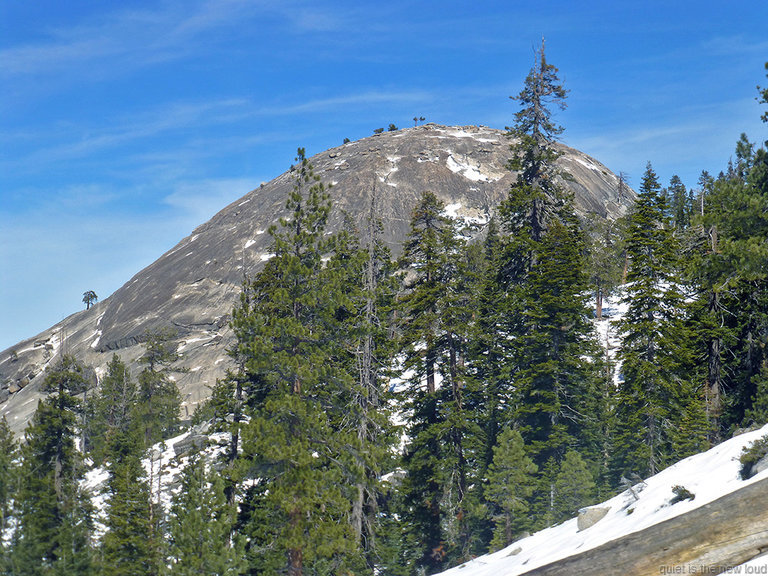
[
  {"x1": 490, "y1": 40, "x2": 605, "y2": 488},
  {"x1": 0, "y1": 416, "x2": 18, "y2": 572},
  {"x1": 484, "y1": 428, "x2": 537, "y2": 551},
  {"x1": 100, "y1": 447, "x2": 158, "y2": 576},
  {"x1": 398, "y1": 191, "x2": 486, "y2": 570},
  {"x1": 167, "y1": 455, "x2": 244, "y2": 575},
  {"x1": 686, "y1": 134, "x2": 768, "y2": 434},
  {"x1": 231, "y1": 149, "x2": 359, "y2": 575},
  {"x1": 611, "y1": 163, "x2": 705, "y2": 480},
  {"x1": 10, "y1": 355, "x2": 94, "y2": 576},
  {"x1": 327, "y1": 190, "x2": 399, "y2": 571},
  {"x1": 134, "y1": 328, "x2": 183, "y2": 450},
  {"x1": 85, "y1": 354, "x2": 138, "y2": 464}
]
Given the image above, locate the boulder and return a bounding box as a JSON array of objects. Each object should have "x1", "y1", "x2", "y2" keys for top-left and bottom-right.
[
  {"x1": 577, "y1": 507, "x2": 610, "y2": 531},
  {"x1": 173, "y1": 434, "x2": 208, "y2": 456},
  {"x1": 753, "y1": 453, "x2": 768, "y2": 477}
]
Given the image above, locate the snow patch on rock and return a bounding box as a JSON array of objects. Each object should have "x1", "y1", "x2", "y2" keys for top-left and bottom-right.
[{"x1": 445, "y1": 153, "x2": 502, "y2": 182}]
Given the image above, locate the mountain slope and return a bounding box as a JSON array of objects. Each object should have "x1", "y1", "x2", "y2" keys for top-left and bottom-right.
[
  {"x1": 0, "y1": 124, "x2": 632, "y2": 433},
  {"x1": 439, "y1": 424, "x2": 768, "y2": 576}
]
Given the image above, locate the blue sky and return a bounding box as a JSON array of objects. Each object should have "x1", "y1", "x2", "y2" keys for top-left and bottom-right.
[{"x1": 1, "y1": 0, "x2": 767, "y2": 351}]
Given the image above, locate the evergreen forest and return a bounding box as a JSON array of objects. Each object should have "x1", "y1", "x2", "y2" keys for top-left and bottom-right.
[{"x1": 2, "y1": 48, "x2": 768, "y2": 576}]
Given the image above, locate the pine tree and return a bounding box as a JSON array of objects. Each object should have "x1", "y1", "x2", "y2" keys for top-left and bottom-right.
[
  {"x1": 0, "y1": 416, "x2": 18, "y2": 572},
  {"x1": 231, "y1": 148, "x2": 360, "y2": 575},
  {"x1": 484, "y1": 428, "x2": 537, "y2": 551},
  {"x1": 10, "y1": 355, "x2": 94, "y2": 576},
  {"x1": 684, "y1": 136, "x2": 768, "y2": 437},
  {"x1": 461, "y1": 44, "x2": 608, "y2": 538},
  {"x1": 327, "y1": 189, "x2": 400, "y2": 571},
  {"x1": 204, "y1": 370, "x2": 247, "y2": 508},
  {"x1": 611, "y1": 163, "x2": 704, "y2": 481},
  {"x1": 469, "y1": 217, "x2": 510, "y2": 474},
  {"x1": 399, "y1": 191, "x2": 460, "y2": 396},
  {"x1": 100, "y1": 444, "x2": 158, "y2": 576},
  {"x1": 584, "y1": 213, "x2": 624, "y2": 320},
  {"x1": 435, "y1": 239, "x2": 488, "y2": 562},
  {"x1": 551, "y1": 450, "x2": 596, "y2": 524},
  {"x1": 397, "y1": 190, "x2": 456, "y2": 573},
  {"x1": 495, "y1": 41, "x2": 606, "y2": 478},
  {"x1": 508, "y1": 37, "x2": 568, "y2": 227},
  {"x1": 134, "y1": 328, "x2": 183, "y2": 449},
  {"x1": 512, "y1": 213, "x2": 604, "y2": 469},
  {"x1": 397, "y1": 191, "x2": 487, "y2": 571},
  {"x1": 167, "y1": 455, "x2": 244, "y2": 575},
  {"x1": 668, "y1": 175, "x2": 690, "y2": 229},
  {"x1": 85, "y1": 354, "x2": 138, "y2": 464}
]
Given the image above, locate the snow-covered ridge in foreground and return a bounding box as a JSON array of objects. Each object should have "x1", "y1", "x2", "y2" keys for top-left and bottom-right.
[{"x1": 440, "y1": 424, "x2": 768, "y2": 576}]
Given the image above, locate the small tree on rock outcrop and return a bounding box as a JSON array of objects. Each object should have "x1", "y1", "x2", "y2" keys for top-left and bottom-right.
[{"x1": 82, "y1": 290, "x2": 98, "y2": 310}]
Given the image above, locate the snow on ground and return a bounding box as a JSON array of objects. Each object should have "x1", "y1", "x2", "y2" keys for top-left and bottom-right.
[
  {"x1": 376, "y1": 156, "x2": 400, "y2": 187},
  {"x1": 82, "y1": 427, "x2": 232, "y2": 542},
  {"x1": 84, "y1": 465, "x2": 111, "y2": 538},
  {"x1": 440, "y1": 424, "x2": 768, "y2": 576},
  {"x1": 143, "y1": 429, "x2": 231, "y2": 514},
  {"x1": 439, "y1": 202, "x2": 489, "y2": 233},
  {"x1": 444, "y1": 203, "x2": 462, "y2": 219},
  {"x1": 592, "y1": 291, "x2": 629, "y2": 388}
]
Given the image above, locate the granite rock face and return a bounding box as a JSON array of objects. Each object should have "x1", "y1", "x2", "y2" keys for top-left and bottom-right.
[{"x1": 0, "y1": 124, "x2": 632, "y2": 433}]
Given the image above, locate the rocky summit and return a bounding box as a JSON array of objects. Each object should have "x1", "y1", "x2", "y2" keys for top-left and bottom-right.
[{"x1": 0, "y1": 124, "x2": 633, "y2": 433}]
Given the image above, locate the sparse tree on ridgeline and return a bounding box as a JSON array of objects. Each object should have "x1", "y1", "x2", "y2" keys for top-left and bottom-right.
[{"x1": 82, "y1": 290, "x2": 98, "y2": 310}]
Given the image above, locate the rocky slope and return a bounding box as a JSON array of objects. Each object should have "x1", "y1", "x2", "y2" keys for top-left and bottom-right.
[
  {"x1": 439, "y1": 424, "x2": 768, "y2": 576},
  {"x1": 0, "y1": 124, "x2": 632, "y2": 433}
]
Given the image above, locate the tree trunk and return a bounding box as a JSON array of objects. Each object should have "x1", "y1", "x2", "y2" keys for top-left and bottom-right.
[
  {"x1": 596, "y1": 287, "x2": 603, "y2": 320},
  {"x1": 225, "y1": 377, "x2": 243, "y2": 507},
  {"x1": 288, "y1": 547, "x2": 302, "y2": 576},
  {"x1": 622, "y1": 251, "x2": 629, "y2": 284},
  {"x1": 426, "y1": 343, "x2": 436, "y2": 394},
  {"x1": 351, "y1": 484, "x2": 365, "y2": 545},
  {"x1": 706, "y1": 290, "x2": 722, "y2": 443}
]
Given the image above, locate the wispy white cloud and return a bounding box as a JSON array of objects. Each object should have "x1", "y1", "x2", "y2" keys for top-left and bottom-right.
[
  {"x1": 699, "y1": 35, "x2": 768, "y2": 58},
  {"x1": 256, "y1": 89, "x2": 435, "y2": 115},
  {"x1": 2, "y1": 88, "x2": 436, "y2": 175},
  {"x1": 0, "y1": 1, "x2": 352, "y2": 81},
  {"x1": 568, "y1": 95, "x2": 766, "y2": 185},
  {"x1": 0, "y1": 172, "x2": 260, "y2": 350},
  {"x1": 1, "y1": 98, "x2": 250, "y2": 169},
  {"x1": 163, "y1": 177, "x2": 258, "y2": 222}
]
